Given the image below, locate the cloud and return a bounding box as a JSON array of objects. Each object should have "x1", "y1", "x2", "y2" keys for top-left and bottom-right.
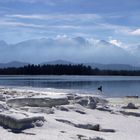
[
  {"x1": 3, "y1": 13, "x2": 104, "y2": 30},
  {"x1": 5, "y1": 13, "x2": 134, "y2": 32},
  {"x1": 99, "y1": 23, "x2": 132, "y2": 34},
  {"x1": 0, "y1": 20, "x2": 44, "y2": 28},
  {"x1": 131, "y1": 29, "x2": 140, "y2": 35},
  {"x1": 109, "y1": 39, "x2": 122, "y2": 47},
  {"x1": 2, "y1": 12, "x2": 140, "y2": 45},
  {"x1": 6, "y1": 13, "x2": 101, "y2": 21},
  {"x1": 0, "y1": 0, "x2": 53, "y2": 4}
]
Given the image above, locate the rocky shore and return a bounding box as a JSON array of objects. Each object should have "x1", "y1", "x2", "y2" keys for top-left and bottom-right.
[{"x1": 0, "y1": 87, "x2": 140, "y2": 140}]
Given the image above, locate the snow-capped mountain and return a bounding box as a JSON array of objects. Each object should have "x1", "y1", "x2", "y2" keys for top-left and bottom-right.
[{"x1": 0, "y1": 37, "x2": 139, "y2": 66}]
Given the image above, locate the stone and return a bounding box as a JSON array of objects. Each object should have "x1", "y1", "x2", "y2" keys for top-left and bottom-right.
[
  {"x1": 55, "y1": 119, "x2": 100, "y2": 131},
  {"x1": 28, "y1": 107, "x2": 54, "y2": 114},
  {"x1": 76, "y1": 124, "x2": 100, "y2": 131},
  {"x1": 122, "y1": 102, "x2": 138, "y2": 109},
  {"x1": 100, "y1": 128, "x2": 115, "y2": 133},
  {"x1": 57, "y1": 106, "x2": 69, "y2": 112},
  {"x1": 89, "y1": 137, "x2": 105, "y2": 140},
  {"x1": 74, "y1": 96, "x2": 97, "y2": 109},
  {"x1": 0, "y1": 112, "x2": 45, "y2": 131},
  {"x1": 120, "y1": 111, "x2": 140, "y2": 117},
  {"x1": 0, "y1": 103, "x2": 9, "y2": 112},
  {"x1": 7, "y1": 97, "x2": 69, "y2": 107},
  {"x1": 75, "y1": 110, "x2": 86, "y2": 114},
  {"x1": 96, "y1": 106, "x2": 112, "y2": 112},
  {"x1": 127, "y1": 103, "x2": 138, "y2": 109}
]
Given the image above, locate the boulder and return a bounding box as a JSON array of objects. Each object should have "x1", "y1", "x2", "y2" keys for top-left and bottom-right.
[
  {"x1": 122, "y1": 102, "x2": 138, "y2": 109},
  {"x1": 120, "y1": 111, "x2": 140, "y2": 117},
  {"x1": 74, "y1": 96, "x2": 98, "y2": 109},
  {"x1": 0, "y1": 94, "x2": 5, "y2": 101},
  {"x1": 90, "y1": 137, "x2": 105, "y2": 140},
  {"x1": 55, "y1": 119, "x2": 100, "y2": 131},
  {"x1": 127, "y1": 103, "x2": 138, "y2": 109},
  {"x1": 76, "y1": 123, "x2": 100, "y2": 131},
  {"x1": 0, "y1": 112, "x2": 45, "y2": 131},
  {"x1": 0, "y1": 103, "x2": 9, "y2": 112},
  {"x1": 56, "y1": 106, "x2": 69, "y2": 112},
  {"x1": 96, "y1": 106, "x2": 112, "y2": 112},
  {"x1": 27, "y1": 107, "x2": 54, "y2": 114},
  {"x1": 7, "y1": 97, "x2": 69, "y2": 107}
]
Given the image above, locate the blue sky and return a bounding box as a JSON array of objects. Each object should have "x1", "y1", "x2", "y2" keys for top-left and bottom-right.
[{"x1": 0, "y1": 0, "x2": 140, "y2": 45}]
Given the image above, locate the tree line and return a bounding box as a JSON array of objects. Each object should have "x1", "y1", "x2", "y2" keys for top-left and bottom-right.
[{"x1": 0, "y1": 64, "x2": 140, "y2": 76}]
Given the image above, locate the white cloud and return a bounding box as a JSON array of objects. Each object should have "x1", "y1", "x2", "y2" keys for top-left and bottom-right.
[
  {"x1": 131, "y1": 29, "x2": 140, "y2": 35},
  {"x1": 99, "y1": 23, "x2": 132, "y2": 35},
  {"x1": 0, "y1": 20, "x2": 44, "y2": 28},
  {"x1": 6, "y1": 14, "x2": 101, "y2": 21},
  {"x1": 109, "y1": 39, "x2": 122, "y2": 47},
  {"x1": 109, "y1": 39, "x2": 133, "y2": 53},
  {"x1": 1, "y1": 0, "x2": 52, "y2": 3}
]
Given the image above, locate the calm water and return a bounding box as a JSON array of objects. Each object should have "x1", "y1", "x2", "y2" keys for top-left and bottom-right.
[{"x1": 0, "y1": 75, "x2": 140, "y2": 97}]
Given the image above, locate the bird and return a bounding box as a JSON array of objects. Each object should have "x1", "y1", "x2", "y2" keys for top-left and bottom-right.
[{"x1": 98, "y1": 86, "x2": 102, "y2": 92}]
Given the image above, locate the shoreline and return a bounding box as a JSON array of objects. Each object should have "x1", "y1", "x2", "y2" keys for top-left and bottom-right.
[{"x1": 0, "y1": 86, "x2": 139, "y2": 140}]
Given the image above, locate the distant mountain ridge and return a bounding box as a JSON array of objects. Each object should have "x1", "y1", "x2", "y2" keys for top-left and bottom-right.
[
  {"x1": 0, "y1": 60, "x2": 140, "y2": 71},
  {"x1": 0, "y1": 37, "x2": 140, "y2": 65},
  {"x1": 85, "y1": 63, "x2": 140, "y2": 70},
  {"x1": 42, "y1": 60, "x2": 140, "y2": 70},
  {"x1": 0, "y1": 61, "x2": 29, "y2": 68},
  {"x1": 41, "y1": 60, "x2": 73, "y2": 65}
]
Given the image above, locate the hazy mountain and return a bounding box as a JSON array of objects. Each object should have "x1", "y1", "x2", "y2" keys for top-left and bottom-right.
[
  {"x1": 41, "y1": 60, "x2": 73, "y2": 65},
  {"x1": 41, "y1": 60, "x2": 140, "y2": 71},
  {"x1": 0, "y1": 40, "x2": 8, "y2": 47},
  {"x1": 0, "y1": 60, "x2": 140, "y2": 70},
  {"x1": 85, "y1": 63, "x2": 140, "y2": 70},
  {"x1": 0, "y1": 61, "x2": 29, "y2": 68},
  {"x1": 0, "y1": 37, "x2": 139, "y2": 65}
]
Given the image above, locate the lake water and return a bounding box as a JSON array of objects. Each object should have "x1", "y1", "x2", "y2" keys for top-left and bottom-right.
[{"x1": 0, "y1": 75, "x2": 140, "y2": 97}]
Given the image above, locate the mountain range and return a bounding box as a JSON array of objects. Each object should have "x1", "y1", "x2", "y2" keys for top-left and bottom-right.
[
  {"x1": 0, "y1": 36, "x2": 140, "y2": 66},
  {"x1": 0, "y1": 60, "x2": 140, "y2": 71},
  {"x1": 0, "y1": 61, "x2": 29, "y2": 68}
]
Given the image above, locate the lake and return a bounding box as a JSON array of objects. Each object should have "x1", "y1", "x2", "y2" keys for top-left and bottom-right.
[{"x1": 0, "y1": 75, "x2": 140, "y2": 97}]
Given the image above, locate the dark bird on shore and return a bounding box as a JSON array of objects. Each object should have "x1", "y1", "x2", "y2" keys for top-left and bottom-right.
[{"x1": 98, "y1": 86, "x2": 102, "y2": 92}]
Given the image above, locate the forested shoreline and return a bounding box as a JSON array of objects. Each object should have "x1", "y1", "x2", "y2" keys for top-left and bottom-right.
[{"x1": 0, "y1": 64, "x2": 140, "y2": 76}]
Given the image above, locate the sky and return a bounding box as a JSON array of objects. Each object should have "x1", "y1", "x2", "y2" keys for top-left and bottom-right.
[
  {"x1": 0, "y1": 0, "x2": 140, "y2": 64},
  {"x1": 0, "y1": 0, "x2": 140, "y2": 44}
]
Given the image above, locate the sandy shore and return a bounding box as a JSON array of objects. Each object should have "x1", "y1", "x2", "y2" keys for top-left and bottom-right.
[{"x1": 0, "y1": 87, "x2": 140, "y2": 140}]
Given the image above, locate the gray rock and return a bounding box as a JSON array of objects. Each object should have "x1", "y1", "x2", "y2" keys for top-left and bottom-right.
[
  {"x1": 127, "y1": 103, "x2": 138, "y2": 109},
  {"x1": 55, "y1": 119, "x2": 100, "y2": 131},
  {"x1": 0, "y1": 103, "x2": 9, "y2": 112},
  {"x1": 33, "y1": 120, "x2": 44, "y2": 127},
  {"x1": 7, "y1": 97, "x2": 69, "y2": 107},
  {"x1": 0, "y1": 94, "x2": 5, "y2": 101},
  {"x1": 74, "y1": 96, "x2": 97, "y2": 109},
  {"x1": 0, "y1": 112, "x2": 45, "y2": 131},
  {"x1": 75, "y1": 110, "x2": 86, "y2": 114},
  {"x1": 120, "y1": 111, "x2": 140, "y2": 117},
  {"x1": 76, "y1": 124, "x2": 100, "y2": 131},
  {"x1": 89, "y1": 137, "x2": 105, "y2": 140},
  {"x1": 28, "y1": 107, "x2": 54, "y2": 114},
  {"x1": 77, "y1": 135, "x2": 105, "y2": 140},
  {"x1": 67, "y1": 94, "x2": 78, "y2": 100},
  {"x1": 122, "y1": 102, "x2": 138, "y2": 109},
  {"x1": 100, "y1": 128, "x2": 115, "y2": 133},
  {"x1": 57, "y1": 106, "x2": 69, "y2": 112},
  {"x1": 96, "y1": 106, "x2": 112, "y2": 112}
]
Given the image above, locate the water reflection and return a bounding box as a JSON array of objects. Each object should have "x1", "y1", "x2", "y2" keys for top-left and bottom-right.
[{"x1": 0, "y1": 76, "x2": 140, "y2": 97}]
